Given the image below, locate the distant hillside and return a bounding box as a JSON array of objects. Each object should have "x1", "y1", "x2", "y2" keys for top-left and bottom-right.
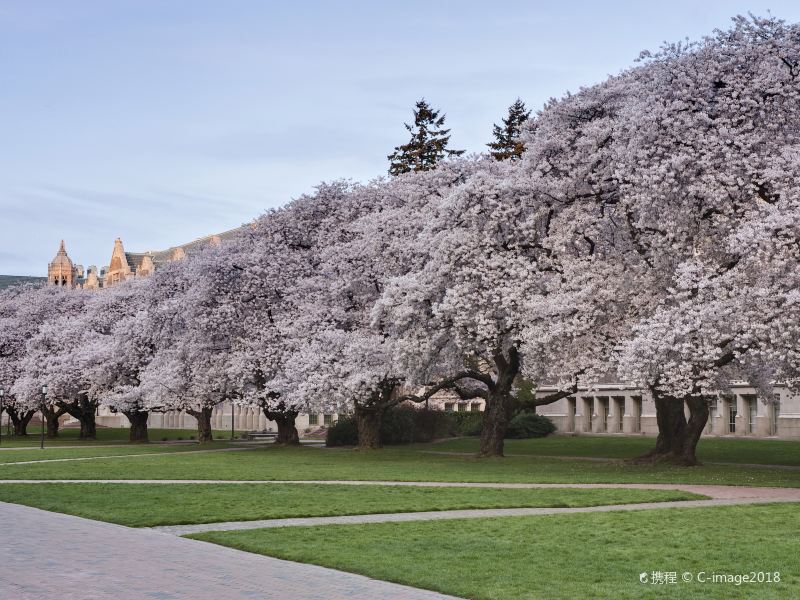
[{"x1": 0, "y1": 275, "x2": 47, "y2": 289}]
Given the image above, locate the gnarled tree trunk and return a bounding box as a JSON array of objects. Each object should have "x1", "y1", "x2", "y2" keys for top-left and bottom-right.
[
  {"x1": 188, "y1": 407, "x2": 213, "y2": 443},
  {"x1": 263, "y1": 406, "x2": 300, "y2": 445},
  {"x1": 632, "y1": 390, "x2": 708, "y2": 466},
  {"x1": 634, "y1": 392, "x2": 687, "y2": 462},
  {"x1": 79, "y1": 412, "x2": 97, "y2": 439},
  {"x1": 7, "y1": 407, "x2": 34, "y2": 436},
  {"x1": 355, "y1": 404, "x2": 383, "y2": 449},
  {"x1": 125, "y1": 410, "x2": 149, "y2": 443},
  {"x1": 59, "y1": 397, "x2": 99, "y2": 440},
  {"x1": 479, "y1": 346, "x2": 520, "y2": 458},
  {"x1": 679, "y1": 397, "x2": 709, "y2": 466},
  {"x1": 41, "y1": 405, "x2": 66, "y2": 438}
]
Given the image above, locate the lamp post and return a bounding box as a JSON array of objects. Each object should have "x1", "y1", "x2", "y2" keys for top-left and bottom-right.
[
  {"x1": 40, "y1": 385, "x2": 47, "y2": 450},
  {"x1": 0, "y1": 388, "x2": 4, "y2": 446},
  {"x1": 231, "y1": 402, "x2": 235, "y2": 441}
]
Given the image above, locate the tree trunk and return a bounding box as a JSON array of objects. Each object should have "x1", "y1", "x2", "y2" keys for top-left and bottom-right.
[
  {"x1": 354, "y1": 404, "x2": 383, "y2": 449},
  {"x1": 631, "y1": 391, "x2": 687, "y2": 463},
  {"x1": 58, "y1": 398, "x2": 99, "y2": 440},
  {"x1": 41, "y1": 405, "x2": 65, "y2": 438},
  {"x1": 478, "y1": 346, "x2": 520, "y2": 457},
  {"x1": 78, "y1": 410, "x2": 97, "y2": 440},
  {"x1": 678, "y1": 397, "x2": 709, "y2": 466},
  {"x1": 7, "y1": 408, "x2": 34, "y2": 436},
  {"x1": 188, "y1": 407, "x2": 213, "y2": 443},
  {"x1": 125, "y1": 410, "x2": 149, "y2": 443},
  {"x1": 263, "y1": 408, "x2": 300, "y2": 445},
  {"x1": 46, "y1": 414, "x2": 60, "y2": 438}
]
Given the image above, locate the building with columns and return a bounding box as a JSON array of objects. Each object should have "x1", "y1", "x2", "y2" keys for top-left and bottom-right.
[
  {"x1": 534, "y1": 382, "x2": 798, "y2": 439},
  {"x1": 90, "y1": 402, "x2": 337, "y2": 435}
]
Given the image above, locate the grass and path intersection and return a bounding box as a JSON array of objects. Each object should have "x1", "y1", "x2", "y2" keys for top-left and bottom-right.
[{"x1": 0, "y1": 430, "x2": 798, "y2": 599}]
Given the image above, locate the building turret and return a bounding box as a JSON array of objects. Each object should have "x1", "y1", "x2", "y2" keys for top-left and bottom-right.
[{"x1": 48, "y1": 240, "x2": 77, "y2": 287}]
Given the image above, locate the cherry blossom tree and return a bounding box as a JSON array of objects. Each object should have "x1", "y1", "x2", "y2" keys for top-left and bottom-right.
[
  {"x1": 8, "y1": 285, "x2": 90, "y2": 437},
  {"x1": 0, "y1": 284, "x2": 40, "y2": 435},
  {"x1": 517, "y1": 14, "x2": 800, "y2": 464}
]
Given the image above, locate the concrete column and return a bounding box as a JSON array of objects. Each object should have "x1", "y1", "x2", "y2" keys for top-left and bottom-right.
[
  {"x1": 622, "y1": 396, "x2": 634, "y2": 433},
  {"x1": 755, "y1": 397, "x2": 770, "y2": 436},
  {"x1": 257, "y1": 410, "x2": 267, "y2": 430},
  {"x1": 564, "y1": 398, "x2": 575, "y2": 433},
  {"x1": 247, "y1": 408, "x2": 256, "y2": 430},
  {"x1": 592, "y1": 397, "x2": 604, "y2": 433},
  {"x1": 714, "y1": 397, "x2": 727, "y2": 435},
  {"x1": 768, "y1": 399, "x2": 780, "y2": 436},
  {"x1": 607, "y1": 397, "x2": 621, "y2": 433}
]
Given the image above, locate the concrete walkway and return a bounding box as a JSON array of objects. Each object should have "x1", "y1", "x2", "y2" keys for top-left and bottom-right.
[
  {"x1": 2, "y1": 478, "x2": 800, "y2": 500},
  {"x1": 0, "y1": 501, "x2": 460, "y2": 600},
  {"x1": 2, "y1": 478, "x2": 796, "y2": 534},
  {"x1": 422, "y1": 450, "x2": 800, "y2": 471},
  {"x1": 152, "y1": 496, "x2": 798, "y2": 535}
]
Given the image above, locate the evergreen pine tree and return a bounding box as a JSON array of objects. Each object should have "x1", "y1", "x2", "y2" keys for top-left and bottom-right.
[
  {"x1": 387, "y1": 99, "x2": 465, "y2": 176},
  {"x1": 487, "y1": 98, "x2": 531, "y2": 161}
]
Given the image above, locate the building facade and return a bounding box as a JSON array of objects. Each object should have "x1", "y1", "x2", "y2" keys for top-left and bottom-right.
[
  {"x1": 47, "y1": 231, "x2": 236, "y2": 290},
  {"x1": 534, "y1": 382, "x2": 799, "y2": 439}
]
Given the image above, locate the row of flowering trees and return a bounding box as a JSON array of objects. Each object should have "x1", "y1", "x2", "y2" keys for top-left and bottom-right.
[{"x1": 1, "y1": 16, "x2": 799, "y2": 463}]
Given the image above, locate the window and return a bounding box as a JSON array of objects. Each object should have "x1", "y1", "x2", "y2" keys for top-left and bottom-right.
[
  {"x1": 599, "y1": 398, "x2": 609, "y2": 431},
  {"x1": 323, "y1": 414, "x2": 333, "y2": 426},
  {"x1": 470, "y1": 402, "x2": 482, "y2": 412},
  {"x1": 308, "y1": 413, "x2": 318, "y2": 426},
  {"x1": 457, "y1": 403, "x2": 467, "y2": 412},
  {"x1": 444, "y1": 403, "x2": 455, "y2": 412},
  {"x1": 613, "y1": 397, "x2": 624, "y2": 431},
  {"x1": 729, "y1": 399, "x2": 737, "y2": 433}
]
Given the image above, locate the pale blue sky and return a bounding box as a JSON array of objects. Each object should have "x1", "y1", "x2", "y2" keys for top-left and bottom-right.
[{"x1": 2, "y1": 1, "x2": 800, "y2": 275}]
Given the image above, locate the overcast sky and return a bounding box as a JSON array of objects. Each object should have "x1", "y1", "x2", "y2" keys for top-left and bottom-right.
[{"x1": 3, "y1": 1, "x2": 800, "y2": 275}]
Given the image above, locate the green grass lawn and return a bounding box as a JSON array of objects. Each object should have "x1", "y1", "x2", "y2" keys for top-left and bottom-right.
[
  {"x1": 0, "y1": 443, "x2": 237, "y2": 464},
  {"x1": 0, "y1": 483, "x2": 703, "y2": 527},
  {"x1": 0, "y1": 427, "x2": 247, "y2": 447},
  {"x1": 1, "y1": 445, "x2": 799, "y2": 487},
  {"x1": 192, "y1": 503, "x2": 800, "y2": 600},
  {"x1": 430, "y1": 435, "x2": 800, "y2": 466}
]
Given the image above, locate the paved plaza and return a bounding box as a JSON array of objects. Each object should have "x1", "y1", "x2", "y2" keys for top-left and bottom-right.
[{"x1": 0, "y1": 500, "x2": 461, "y2": 600}]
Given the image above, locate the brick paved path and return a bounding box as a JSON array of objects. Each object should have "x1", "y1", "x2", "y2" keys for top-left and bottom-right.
[{"x1": 0, "y1": 501, "x2": 460, "y2": 600}]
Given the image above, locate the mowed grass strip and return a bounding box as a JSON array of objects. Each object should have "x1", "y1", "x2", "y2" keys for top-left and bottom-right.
[
  {"x1": 0, "y1": 428, "x2": 247, "y2": 447},
  {"x1": 1, "y1": 445, "x2": 799, "y2": 487},
  {"x1": 0, "y1": 483, "x2": 704, "y2": 527},
  {"x1": 430, "y1": 436, "x2": 800, "y2": 466},
  {"x1": 192, "y1": 503, "x2": 800, "y2": 600},
  {"x1": 0, "y1": 443, "x2": 236, "y2": 464}
]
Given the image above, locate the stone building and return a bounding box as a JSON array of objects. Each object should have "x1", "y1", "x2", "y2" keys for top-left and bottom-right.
[
  {"x1": 47, "y1": 240, "x2": 84, "y2": 287},
  {"x1": 48, "y1": 231, "x2": 237, "y2": 290},
  {"x1": 533, "y1": 382, "x2": 799, "y2": 439}
]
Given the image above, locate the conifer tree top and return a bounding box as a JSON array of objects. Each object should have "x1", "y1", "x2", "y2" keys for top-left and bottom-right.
[
  {"x1": 388, "y1": 99, "x2": 465, "y2": 176},
  {"x1": 488, "y1": 98, "x2": 531, "y2": 161}
]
